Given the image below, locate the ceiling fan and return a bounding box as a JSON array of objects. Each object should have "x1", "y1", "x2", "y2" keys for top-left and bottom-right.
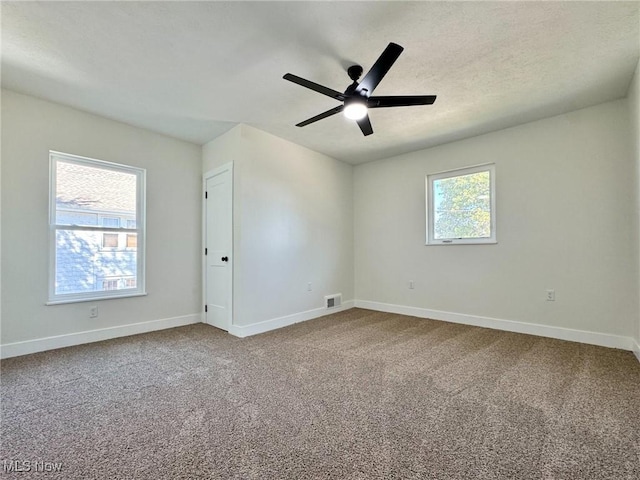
[{"x1": 283, "y1": 42, "x2": 437, "y2": 136}]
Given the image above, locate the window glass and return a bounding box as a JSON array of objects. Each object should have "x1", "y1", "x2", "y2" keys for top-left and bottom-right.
[
  {"x1": 426, "y1": 164, "x2": 496, "y2": 245},
  {"x1": 101, "y1": 217, "x2": 121, "y2": 228},
  {"x1": 102, "y1": 233, "x2": 119, "y2": 248},
  {"x1": 49, "y1": 152, "x2": 145, "y2": 303},
  {"x1": 126, "y1": 234, "x2": 137, "y2": 248}
]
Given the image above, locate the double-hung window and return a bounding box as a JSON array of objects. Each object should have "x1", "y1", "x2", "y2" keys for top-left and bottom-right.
[
  {"x1": 48, "y1": 151, "x2": 146, "y2": 303},
  {"x1": 426, "y1": 164, "x2": 496, "y2": 245}
]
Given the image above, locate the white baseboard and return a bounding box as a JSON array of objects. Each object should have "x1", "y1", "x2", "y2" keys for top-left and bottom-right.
[
  {"x1": 0, "y1": 314, "x2": 201, "y2": 359},
  {"x1": 228, "y1": 300, "x2": 355, "y2": 338},
  {"x1": 354, "y1": 300, "x2": 636, "y2": 352},
  {"x1": 633, "y1": 340, "x2": 640, "y2": 363},
  {"x1": 4, "y1": 304, "x2": 637, "y2": 364}
]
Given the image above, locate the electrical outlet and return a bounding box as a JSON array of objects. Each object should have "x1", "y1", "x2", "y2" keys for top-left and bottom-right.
[
  {"x1": 89, "y1": 306, "x2": 99, "y2": 318},
  {"x1": 546, "y1": 289, "x2": 555, "y2": 302},
  {"x1": 307, "y1": 282, "x2": 312, "y2": 292},
  {"x1": 409, "y1": 281, "x2": 415, "y2": 290}
]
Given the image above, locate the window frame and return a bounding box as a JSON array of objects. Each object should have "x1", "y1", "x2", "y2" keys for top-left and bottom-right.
[
  {"x1": 425, "y1": 163, "x2": 496, "y2": 245},
  {"x1": 48, "y1": 151, "x2": 147, "y2": 304}
]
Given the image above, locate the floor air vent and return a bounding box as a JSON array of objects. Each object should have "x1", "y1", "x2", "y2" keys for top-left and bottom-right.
[{"x1": 325, "y1": 294, "x2": 342, "y2": 309}]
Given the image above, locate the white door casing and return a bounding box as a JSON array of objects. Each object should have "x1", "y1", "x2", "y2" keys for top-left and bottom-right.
[{"x1": 203, "y1": 163, "x2": 233, "y2": 331}]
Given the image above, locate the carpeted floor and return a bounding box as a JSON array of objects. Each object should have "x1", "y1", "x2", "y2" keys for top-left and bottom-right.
[{"x1": 1, "y1": 308, "x2": 639, "y2": 479}]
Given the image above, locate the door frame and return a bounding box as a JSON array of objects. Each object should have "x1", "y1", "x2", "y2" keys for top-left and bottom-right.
[{"x1": 202, "y1": 162, "x2": 233, "y2": 330}]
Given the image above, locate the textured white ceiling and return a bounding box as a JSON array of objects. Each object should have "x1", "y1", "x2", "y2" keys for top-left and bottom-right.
[{"x1": 2, "y1": 1, "x2": 639, "y2": 164}]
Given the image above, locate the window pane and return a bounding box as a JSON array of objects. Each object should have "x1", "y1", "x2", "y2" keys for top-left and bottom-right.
[
  {"x1": 433, "y1": 171, "x2": 491, "y2": 239},
  {"x1": 126, "y1": 234, "x2": 137, "y2": 248},
  {"x1": 55, "y1": 159, "x2": 136, "y2": 227},
  {"x1": 55, "y1": 229, "x2": 137, "y2": 295},
  {"x1": 102, "y1": 233, "x2": 119, "y2": 248},
  {"x1": 101, "y1": 216, "x2": 120, "y2": 228},
  {"x1": 102, "y1": 279, "x2": 119, "y2": 291}
]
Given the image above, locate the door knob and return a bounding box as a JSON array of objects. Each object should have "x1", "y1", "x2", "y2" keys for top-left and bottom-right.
[{"x1": 221, "y1": 256, "x2": 229, "y2": 262}]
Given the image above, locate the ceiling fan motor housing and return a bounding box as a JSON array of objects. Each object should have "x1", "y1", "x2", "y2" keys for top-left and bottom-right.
[{"x1": 347, "y1": 65, "x2": 363, "y2": 82}]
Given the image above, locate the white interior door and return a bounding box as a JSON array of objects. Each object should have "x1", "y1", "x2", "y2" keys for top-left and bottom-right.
[{"x1": 204, "y1": 163, "x2": 233, "y2": 331}]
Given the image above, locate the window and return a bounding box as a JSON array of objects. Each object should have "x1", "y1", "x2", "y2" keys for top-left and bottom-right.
[
  {"x1": 426, "y1": 164, "x2": 496, "y2": 245},
  {"x1": 101, "y1": 216, "x2": 120, "y2": 228},
  {"x1": 102, "y1": 233, "x2": 119, "y2": 248},
  {"x1": 102, "y1": 279, "x2": 120, "y2": 291},
  {"x1": 126, "y1": 234, "x2": 137, "y2": 248},
  {"x1": 49, "y1": 151, "x2": 146, "y2": 303}
]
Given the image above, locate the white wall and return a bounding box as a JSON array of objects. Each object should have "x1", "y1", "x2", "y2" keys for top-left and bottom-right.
[
  {"x1": 203, "y1": 124, "x2": 354, "y2": 328},
  {"x1": 355, "y1": 99, "x2": 637, "y2": 340},
  {"x1": 629, "y1": 59, "x2": 640, "y2": 348},
  {"x1": 1, "y1": 90, "x2": 202, "y2": 350},
  {"x1": 202, "y1": 125, "x2": 242, "y2": 170},
  {"x1": 3, "y1": 86, "x2": 637, "y2": 354}
]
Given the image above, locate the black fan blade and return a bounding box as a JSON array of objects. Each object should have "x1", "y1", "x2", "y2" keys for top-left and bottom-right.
[
  {"x1": 368, "y1": 95, "x2": 437, "y2": 108},
  {"x1": 356, "y1": 114, "x2": 373, "y2": 136},
  {"x1": 296, "y1": 105, "x2": 344, "y2": 127},
  {"x1": 284, "y1": 74, "x2": 345, "y2": 101},
  {"x1": 356, "y1": 43, "x2": 404, "y2": 96}
]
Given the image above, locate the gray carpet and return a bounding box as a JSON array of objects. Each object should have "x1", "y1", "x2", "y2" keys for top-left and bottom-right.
[{"x1": 2, "y1": 308, "x2": 639, "y2": 479}]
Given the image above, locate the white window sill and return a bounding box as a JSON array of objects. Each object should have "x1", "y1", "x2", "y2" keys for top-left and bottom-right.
[
  {"x1": 46, "y1": 292, "x2": 147, "y2": 305},
  {"x1": 426, "y1": 240, "x2": 498, "y2": 246}
]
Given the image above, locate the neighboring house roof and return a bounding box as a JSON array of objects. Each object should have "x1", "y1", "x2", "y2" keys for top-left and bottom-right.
[{"x1": 56, "y1": 160, "x2": 136, "y2": 213}]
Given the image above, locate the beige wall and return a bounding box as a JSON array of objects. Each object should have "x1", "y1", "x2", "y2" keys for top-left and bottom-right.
[
  {"x1": 355, "y1": 99, "x2": 637, "y2": 338},
  {"x1": 203, "y1": 124, "x2": 354, "y2": 327},
  {"x1": 1, "y1": 90, "x2": 202, "y2": 344}
]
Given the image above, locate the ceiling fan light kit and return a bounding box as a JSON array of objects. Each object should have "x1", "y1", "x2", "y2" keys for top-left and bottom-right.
[
  {"x1": 284, "y1": 42, "x2": 437, "y2": 136},
  {"x1": 344, "y1": 100, "x2": 368, "y2": 120}
]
